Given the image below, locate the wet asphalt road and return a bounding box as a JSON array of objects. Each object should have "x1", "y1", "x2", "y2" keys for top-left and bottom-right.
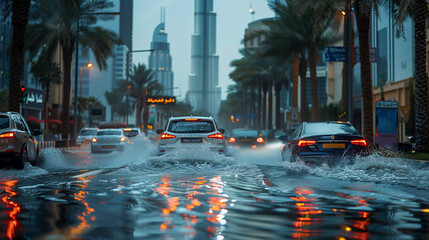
[{"x1": 1, "y1": 138, "x2": 429, "y2": 239}]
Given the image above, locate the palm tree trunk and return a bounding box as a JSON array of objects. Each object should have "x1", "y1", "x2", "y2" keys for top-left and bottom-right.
[
  {"x1": 61, "y1": 46, "x2": 74, "y2": 140},
  {"x1": 262, "y1": 82, "x2": 268, "y2": 129},
  {"x1": 8, "y1": 0, "x2": 31, "y2": 112},
  {"x1": 299, "y1": 56, "x2": 307, "y2": 122},
  {"x1": 341, "y1": 4, "x2": 350, "y2": 113},
  {"x1": 43, "y1": 82, "x2": 50, "y2": 130},
  {"x1": 257, "y1": 83, "x2": 262, "y2": 129},
  {"x1": 242, "y1": 83, "x2": 248, "y2": 127},
  {"x1": 268, "y1": 83, "x2": 273, "y2": 130},
  {"x1": 414, "y1": 0, "x2": 429, "y2": 152},
  {"x1": 136, "y1": 98, "x2": 142, "y2": 128},
  {"x1": 355, "y1": 0, "x2": 373, "y2": 146},
  {"x1": 292, "y1": 52, "x2": 299, "y2": 108},
  {"x1": 309, "y1": 45, "x2": 320, "y2": 121},
  {"x1": 143, "y1": 102, "x2": 149, "y2": 135},
  {"x1": 275, "y1": 82, "x2": 282, "y2": 129}
]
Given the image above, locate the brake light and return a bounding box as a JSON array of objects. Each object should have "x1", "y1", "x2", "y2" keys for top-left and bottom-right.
[
  {"x1": 123, "y1": 128, "x2": 132, "y2": 131},
  {"x1": 91, "y1": 137, "x2": 97, "y2": 143},
  {"x1": 161, "y1": 133, "x2": 176, "y2": 139},
  {"x1": 256, "y1": 137, "x2": 264, "y2": 143},
  {"x1": 120, "y1": 137, "x2": 126, "y2": 142},
  {"x1": 185, "y1": 119, "x2": 199, "y2": 121},
  {"x1": 350, "y1": 139, "x2": 367, "y2": 146},
  {"x1": 228, "y1": 137, "x2": 236, "y2": 143},
  {"x1": 0, "y1": 132, "x2": 14, "y2": 138},
  {"x1": 208, "y1": 133, "x2": 223, "y2": 139},
  {"x1": 297, "y1": 140, "x2": 316, "y2": 147}
]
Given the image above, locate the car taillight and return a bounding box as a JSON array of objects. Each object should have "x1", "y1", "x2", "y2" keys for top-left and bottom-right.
[
  {"x1": 161, "y1": 133, "x2": 176, "y2": 139},
  {"x1": 297, "y1": 140, "x2": 316, "y2": 147},
  {"x1": 208, "y1": 133, "x2": 223, "y2": 139},
  {"x1": 256, "y1": 137, "x2": 264, "y2": 143},
  {"x1": 350, "y1": 139, "x2": 367, "y2": 146},
  {"x1": 91, "y1": 137, "x2": 97, "y2": 143},
  {"x1": 228, "y1": 137, "x2": 236, "y2": 143},
  {"x1": 0, "y1": 132, "x2": 14, "y2": 138},
  {"x1": 120, "y1": 137, "x2": 126, "y2": 142}
]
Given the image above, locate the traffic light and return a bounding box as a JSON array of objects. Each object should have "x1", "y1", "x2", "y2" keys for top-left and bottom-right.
[{"x1": 20, "y1": 86, "x2": 27, "y2": 104}]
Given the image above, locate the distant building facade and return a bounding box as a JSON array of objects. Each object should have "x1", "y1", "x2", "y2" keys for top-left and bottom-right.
[
  {"x1": 0, "y1": 14, "x2": 11, "y2": 90},
  {"x1": 187, "y1": 0, "x2": 221, "y2": 116},
  {"x1": 148, "y1": 11, "x2": 174, "y2": 96}
]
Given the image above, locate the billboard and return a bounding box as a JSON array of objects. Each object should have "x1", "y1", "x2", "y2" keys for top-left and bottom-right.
[{"x1": 375, "y1": 101, "x2": 398, "y2": 148}]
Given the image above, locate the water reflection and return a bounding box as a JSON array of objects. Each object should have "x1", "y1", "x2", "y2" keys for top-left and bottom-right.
[
  {"x1": 69, "y1": 175, "x2": 96, "y2": 237},
  {"x1": 290, "y1": 187, "x2": 322, "y2": 238},
  {"x1": 1, "y1": 180, "x2": 20, "y2": 239},
  {"x1": 154, "y1": 174, "x2": 228, "y2": 238}
]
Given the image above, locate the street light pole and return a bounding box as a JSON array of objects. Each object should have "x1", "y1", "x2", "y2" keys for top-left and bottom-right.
[
  {"x1": 125, "y1": 49, "x2": 154, "y2": 126},
  {"x1": 73, "y1": 11, "x2": 119, "y2": 140},
  {"x1": 348, "y1": 0, "x2": 353, "y2": 123}
]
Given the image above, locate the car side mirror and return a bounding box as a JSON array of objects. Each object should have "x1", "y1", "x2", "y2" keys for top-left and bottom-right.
[
  {"x1": 408, "y1": 136, "x2": 416, "y2": 144},
  {"x1": 33, "y1": 129, "x2": 42, "y2": 136},
  {"x1": 156, "y1": 129, "x2": 164, "y2": 135},
  {"x1": 219, "y1": 129, "x2": 225, "y2": 134},
  {"x1": 279, "y1": 135, "x2": 289, "y2": 142}
]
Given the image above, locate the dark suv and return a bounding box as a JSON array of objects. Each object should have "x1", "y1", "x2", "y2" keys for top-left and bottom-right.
[{"x1": 0, "y1": 112, "x2": 42, "y2": 169}]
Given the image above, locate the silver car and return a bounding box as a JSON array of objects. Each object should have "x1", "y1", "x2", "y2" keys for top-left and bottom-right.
[
  {"x1": 90, "y1": 129, "x2": 128, "y2": 153},
  {"x1": 156, "y1": 116, "x2": 226, "y2": 155},
  {"x1": 77, "y1": 127, "x2": 98, "y2": 146},
  {"x1": 0, "y1": 112, "x2": 42, "y2": 169}
]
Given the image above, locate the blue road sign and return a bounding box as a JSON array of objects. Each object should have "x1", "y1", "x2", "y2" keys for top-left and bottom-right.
[{"x1": 325, "y1": 46, "x2": 347, "y2": 62}]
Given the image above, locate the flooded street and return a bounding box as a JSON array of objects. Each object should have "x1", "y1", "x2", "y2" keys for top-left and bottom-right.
[{"x1": 1, "y1": 139, "x2": 429, "y2": 239}]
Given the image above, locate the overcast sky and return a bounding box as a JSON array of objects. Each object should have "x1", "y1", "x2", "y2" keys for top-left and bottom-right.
[{"x1": 132, "y1": 0, "x2": 274, "y2": 100}]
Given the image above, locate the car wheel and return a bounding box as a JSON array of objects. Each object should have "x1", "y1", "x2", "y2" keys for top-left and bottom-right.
[{"x1": 15, "y1": 146, "x2": 28, "y2": 169}]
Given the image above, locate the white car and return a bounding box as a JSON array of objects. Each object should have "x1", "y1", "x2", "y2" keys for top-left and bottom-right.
[
  {"x1": 77, "y1": 127, "x2": 98, "y2": 146},
  {"x1": 156, "y1": 116, "x2": 226, "y2": 154},
  {"x1": 91, "y1": 129, "x2": 128, "y2": 153}
]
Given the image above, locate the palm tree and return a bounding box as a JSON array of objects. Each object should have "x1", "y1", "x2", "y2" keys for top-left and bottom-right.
[
  {"x1": 129, "y1": 63, "x2": 162, "y2": 134},
  {"x1": 25, "y1": 0, "x2": 121, "y2": 139},
  {"x1": 30, "y1": 54, "x2": 62, "y2": 125},
  {"x1": 392, "y1": 0, "x2": 429, "y2": 152},
  {"x1": 0, "y1": 88, "x2": 8, "y2": 112},
  {"x1": 105, "y1": 89, "x2": 124, "y2": 121},
  {"x1": 2, "y1": 0, "x2": 31, "y2": 112}
]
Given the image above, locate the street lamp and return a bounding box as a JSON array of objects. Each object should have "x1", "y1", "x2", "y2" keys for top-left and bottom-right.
[
  {"x1": 73, "y1": 11, "x2": 120, "y2": 140},
  {"x1": 125, "y1": 49, "x2": 155, "y2": 125},
  {"x1": 80, "y1": 62, "x2": 93, "y2": 98},
  {"x1": 347, "y1": 1, "x2": 353, "y2": 123}
]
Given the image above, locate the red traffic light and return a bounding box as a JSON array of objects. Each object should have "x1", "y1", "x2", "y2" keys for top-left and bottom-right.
[{"x1": 20, "y1": 86, "x2": 25, "y2": 92}]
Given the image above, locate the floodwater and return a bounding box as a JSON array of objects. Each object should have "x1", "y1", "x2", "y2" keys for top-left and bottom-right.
[{"x1": 1, "y1": 138, "x2": 429, "y2": 239}]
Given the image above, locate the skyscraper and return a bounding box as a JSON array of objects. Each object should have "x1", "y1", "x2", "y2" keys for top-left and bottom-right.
[
  {"x1": 148, "y1": 8, "x2": 174, "y2": 96},
  {"x1": 187, "y1": 0, "x2": 221, "y2": 116}
]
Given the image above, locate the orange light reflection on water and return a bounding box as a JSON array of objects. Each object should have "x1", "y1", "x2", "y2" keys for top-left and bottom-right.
[
  {"x1": 290, "y1": 187, "x2": 322, "y2": 239},
  {"x1": 1, "y1": 180, "x2": 20, "y2": 239},
  {"x1": 69, "y1": 175, "x2": 96, "y2": 236},
  {"x1": 154, "y1": 175, "x2": 228, "y2": 238}
]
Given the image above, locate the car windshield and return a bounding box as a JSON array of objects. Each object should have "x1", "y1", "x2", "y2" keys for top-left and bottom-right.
[
  {"x1": 303, "y1": 123, "x2": 359, "y2": 136},
  {"x1": 123, "y1": 130, "x2": 139, "y2": 137},
  {"x1": 79, "y1": 129, "x2": 97, "y2": 136},
  {"x1": 168, "y1": 120, "x2": 215, "y2": 133},
  {"x1": 232, "y1": 130, "x2": 259, "y2": 137},
  {"x1": 0, "y1": 116, "x2": 9, "y2": 129},
  {"x1": 96, "y1": 130, "x2": 122, "y2": 136}
]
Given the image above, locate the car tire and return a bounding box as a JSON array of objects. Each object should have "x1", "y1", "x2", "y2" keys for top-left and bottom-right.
[{"x1": 15, "y1": 146, "x2": 27, "y2": 169}]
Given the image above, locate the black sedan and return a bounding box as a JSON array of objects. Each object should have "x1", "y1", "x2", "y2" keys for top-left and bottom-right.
[
  {"x1": 280, "y1": 122, "x2": 368, "y2": 164},
  {"x1": 227, "y1": 129, "x2": 265, "y2": 149}
]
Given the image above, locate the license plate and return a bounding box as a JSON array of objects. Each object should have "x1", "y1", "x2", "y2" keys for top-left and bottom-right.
[
  {"x1": 181, "y1": 138, "x2": 202, "y2": 143},
  {"x1": 102, "y1": 145, "x2": 116, "y2": 149},
  {"x1": 240, "y1": 138, "x2": 252, "y2": 141},
  {"x1": 323, "y1": 143, "x2": 345, "y2": 149}
]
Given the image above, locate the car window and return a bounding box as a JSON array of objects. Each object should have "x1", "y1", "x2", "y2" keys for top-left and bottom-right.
[
  {"x1": 232, "y1": 130, "x2": 259, "y2": 137},
  {"x1": 168, "y1": 120, "x2": 215, "y2": 133},
  {"x1": 97, "y1": 130, "x2": 122, "y2": 136},
  {"x1": 123, "y1": 130, "x2": 139, "y2": 137},
  {"x1": 303, "y1": 123, "x2": 359, "y2": 136},
  {"x1": 19, "y1": 116, "x2": 32, "y2": 133},
  {"x1": 79, "y1": 130, "x2": 97, "y2": 136},
  {"x1": 0, "y1": 116, "x2": 9, "y2": 129},
  {"x1": 13, "y1": 116, "x2": 27, "y2": 132}
]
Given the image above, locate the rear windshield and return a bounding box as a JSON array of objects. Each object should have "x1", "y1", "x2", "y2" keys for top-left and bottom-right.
[
  {"x1": 232, "y1": 130, "x2": 259, "y2": 137},
  {"x1": 303, "y1": 123, "x2": 358, "y2": 136},
  {"x1": 79, "y1": 129, "x2": 97, "y2": 136},
  {"x1": 0, "y1": 116, "x2": 9, "y2": 129},
  {"x1": 96, "y1": 130, "x2": 122, "y2": 136},
  {"x1": 168, "y1": 120, "x2": 215, "y2": 133},
  {"x1": 123, "y1": 130, "x2": 139, "y2": 137}
]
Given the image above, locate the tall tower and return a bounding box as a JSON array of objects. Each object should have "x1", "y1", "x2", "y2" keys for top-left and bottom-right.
[
  {"x1": 148, "y1": 7, "x2": 174, "y2": 96},
  {"x1": 187, "y1": 0, "x2": 221, "y2": 116}
]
